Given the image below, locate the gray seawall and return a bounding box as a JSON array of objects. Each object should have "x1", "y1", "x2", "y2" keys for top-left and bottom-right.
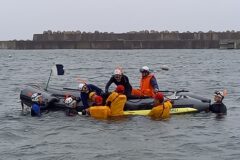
[
  {"x1": 0, "y1": 40, "x2": 219, "y2": 49},
  {"x1": 1, "y1": 31, "x2": 239, "y2": 49}
]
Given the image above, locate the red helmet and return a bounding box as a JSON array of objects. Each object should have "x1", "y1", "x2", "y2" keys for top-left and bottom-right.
[
  {"x1": 95, "y1": 96, "x2": 103, "y2": 105},
  {"x1": 116, "y1": 85, "x2": 125, "y2": 93},
  {"x1": 154, "y1": 92, "x2": 164, "y2": 102}
]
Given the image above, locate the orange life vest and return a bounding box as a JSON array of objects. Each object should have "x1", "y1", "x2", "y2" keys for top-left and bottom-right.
[{"x1": 140, "y1": 74, "x2": 155, "y2": 97}]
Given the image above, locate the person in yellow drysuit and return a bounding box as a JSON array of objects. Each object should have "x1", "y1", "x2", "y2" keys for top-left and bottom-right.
[
  {"x1": 106, "y1": 85, "x2": 127, "y2": 116},
  {"x1": 148, "y1": 92, "x2": 172, "y2": 120}
]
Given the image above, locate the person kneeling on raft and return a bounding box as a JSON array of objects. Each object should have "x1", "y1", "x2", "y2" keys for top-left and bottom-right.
[
  {"x1": 105, "y1": 68, "x2": 133, "y2": 98},
  {"x1": 132, "y1": 66, "x2": 159, "y2": 98},
  {"x1": 148, "y1": 92, "x2": 172, "y2": 120}
]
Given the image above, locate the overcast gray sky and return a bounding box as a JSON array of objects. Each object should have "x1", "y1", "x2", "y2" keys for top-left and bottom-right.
[{"x1": 0, "y1": 0, "x2": 239, "y2": 40}]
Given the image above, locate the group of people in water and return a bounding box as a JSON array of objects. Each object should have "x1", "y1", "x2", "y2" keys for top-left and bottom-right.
[{"x1": 30, "y1": 66, "x2": 227, "y2": 119}]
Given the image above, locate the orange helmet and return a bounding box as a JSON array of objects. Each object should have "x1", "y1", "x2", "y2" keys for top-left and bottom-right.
[
  {"x1": 154, "y1": 92, "x2": 164, "y2": 102},
  {"x1": 95, "y1": 96, "x2": 103, "y2": 105},
  {"x1": 116, "y1": 85, "x2": 125, "y2": 93}
]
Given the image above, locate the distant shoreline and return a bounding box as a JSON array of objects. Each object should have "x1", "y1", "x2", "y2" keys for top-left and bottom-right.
[{"x1": 1, "y1": 31, "x2": 239, "y2": 49}]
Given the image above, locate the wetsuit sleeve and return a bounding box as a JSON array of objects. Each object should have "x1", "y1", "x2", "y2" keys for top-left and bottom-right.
[
  {"x1": 81, "y1": 93, "x2": 89, "y2": 109},
  {"x1": 88, "y1": 84, "x2": 104, "y2": 95},
  {"x1": 123, "y1": 75, "x2": 132, "y2": 96},
  {"x1": 105, "y1": 76, "x2": 114, "y2": 93},
  {"x1": 150, "y1": 76, "x2": 159, "y2": 91},
  {"x1": 124, "y1": 75, "x2": 130, "y2": 84}
]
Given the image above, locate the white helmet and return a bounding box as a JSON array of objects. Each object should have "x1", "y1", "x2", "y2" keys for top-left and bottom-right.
[
  {"x1": 140, "y1": 66, "x2": 150, "y2": 73},
  {"x1": 114, "y1": 69, "x2": 122, "y2": 75},
  {"x1": 214, "y1": 91, "x2": 224, "y2": 99},
  {"x1": 78, "y1": 83, "x2": 86, "y2": 91},
  {"x1": 64, "y1": 97, "x2": 73, "y2": 105},
  {"x1": 31, "y1": 93, "x2": 42, "y2": 102}
]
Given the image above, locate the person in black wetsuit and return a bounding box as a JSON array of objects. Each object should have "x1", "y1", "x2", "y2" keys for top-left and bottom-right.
[
  {"x1": 207, "y1": 91, "x2": 227, "y2": 115},
  {"x1": 105, "y1": 68, "x2": 132, "y2": 97}
]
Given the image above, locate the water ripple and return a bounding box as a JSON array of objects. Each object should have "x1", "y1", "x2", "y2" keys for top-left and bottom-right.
[{"x1": 0, "y1": 49, "x2": 240, "y2": 160}]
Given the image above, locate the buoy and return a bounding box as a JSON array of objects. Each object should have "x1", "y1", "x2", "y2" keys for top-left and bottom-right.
[
  {"x1": 9, "y1": 54, "x2": 12, "y2": 58},
  {"x1": 161, "y1": 65, "x2": 169, "y2": 71}
]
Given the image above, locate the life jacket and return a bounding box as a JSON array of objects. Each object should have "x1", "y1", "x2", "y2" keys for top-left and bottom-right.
[
  {"x1": 140, "y1": 74, "x2": 155, "y2": 97},
  {"x1": 89, "y1": 106, "x2": 111, "y2": 119},
  {"x1": 161, "y1": 101, "x2": 172, "y2": 119},
  {"x1": 148, "y1": 101, "x2": 172, "y2": 119},
  {"x1": 106, "y1": 92, "x2": 127, "y2": 116}
]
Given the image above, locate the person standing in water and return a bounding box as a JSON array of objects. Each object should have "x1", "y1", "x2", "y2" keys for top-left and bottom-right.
[
  {"x1": 207, "y1": 91, "x2": 227, "y2": 115},
  {"x1": 31, "y1": 93, "x2": 43, "y2": 117}
]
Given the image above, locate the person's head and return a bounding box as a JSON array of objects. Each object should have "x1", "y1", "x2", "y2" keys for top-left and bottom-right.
[
  {"x1": 154, "y1": 92, "x2": 164, "y2": 105},
  {"x1": 79, "y1": 83, "x2": 89, "y2": 93},
  {"x1": 31, "y1": 93, "x2": 43, "y2": 104},
  {"x1": 89, "y1": 92, "x2": 97, "y2": 101},
  {"x1": 140, "y1": 66, "x2": 150, "y2": 77},
  {"x1": 115, "y1": 85, "x2": 125, "y2": 94},
  {"x1": 95, "y1": 96, "x2": 103, "y2": 106},
  {"x1": 214, "y1": 91, "x2": 224, "y2": 103},
  {"x1": 64, "y1": 97, "x2": 73, "y2": 105},
  {"x1": 114, "y1": 68, "x2": 123, "y2": 82}
]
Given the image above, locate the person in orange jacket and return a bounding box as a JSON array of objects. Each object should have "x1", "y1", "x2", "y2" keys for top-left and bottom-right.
[
  {"x1": 148, "y1": 92, "x2": 172, "y2": 120},
  {"x1": 132, "y1": 66, "x2": 159, "y2": 97}
]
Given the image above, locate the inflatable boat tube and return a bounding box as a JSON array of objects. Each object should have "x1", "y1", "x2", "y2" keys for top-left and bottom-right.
[{"x1": 20, "y1": 84, "x2": 211, "y2": 114}]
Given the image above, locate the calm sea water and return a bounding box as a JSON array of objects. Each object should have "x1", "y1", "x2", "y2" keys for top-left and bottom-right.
[{"x1": 0, "y1": 49, "x2": 239, "y2": 160}]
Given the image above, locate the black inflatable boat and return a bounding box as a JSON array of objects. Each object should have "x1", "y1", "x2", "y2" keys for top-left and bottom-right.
[{"x1": 20, "y1": 84, "x2": 211, "y2": 115}]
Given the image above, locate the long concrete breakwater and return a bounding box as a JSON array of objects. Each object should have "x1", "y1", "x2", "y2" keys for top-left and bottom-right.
[
  {"x1": 1, "y1": 31, "x2": 240, "y2": 49},
  {"x1": 0, "y1": 40, "x2": 220, "y2": 49}
]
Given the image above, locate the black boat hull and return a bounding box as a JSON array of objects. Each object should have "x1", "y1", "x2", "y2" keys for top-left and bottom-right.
[{"x1": 20, "y1": 84, "x2": 211, "y2": 113}]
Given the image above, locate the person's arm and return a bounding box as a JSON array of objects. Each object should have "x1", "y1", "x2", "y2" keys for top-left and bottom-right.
[
  {"x1": 150, "y1": 76, "x2": 159, "y2": 91},
  {"x1": 105, "y1": 76, "x2": 114, "y2": 93},
  {"x1": 81, "y1": 93, "x2": 89, "y2": 109},
  {"x1": 89, "y1": 84, "x2": 104, "y2": 95},
  {"x1": 123, "y1": 75, "x2": 132, "y2": 95},
  {"x1": 105, "y1": 92, "x2": 116, "y2": 107}
]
